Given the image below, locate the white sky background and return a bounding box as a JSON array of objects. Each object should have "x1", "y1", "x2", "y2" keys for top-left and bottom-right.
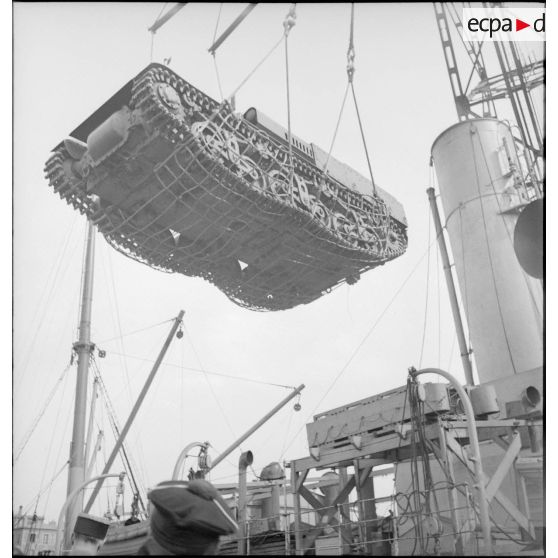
[{"x1": 10, "y1": 0, "x2": 551, "y2": 534}]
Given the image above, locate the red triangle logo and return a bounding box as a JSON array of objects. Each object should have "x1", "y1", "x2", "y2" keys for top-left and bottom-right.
[{"x1": 516, "y1": 18, "x2": 530, "y2": 31}]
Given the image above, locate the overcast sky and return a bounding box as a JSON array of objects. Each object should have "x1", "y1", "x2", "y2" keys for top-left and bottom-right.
[{"x1": 11, "y1": 1, "x2": 550, "y2": 532}]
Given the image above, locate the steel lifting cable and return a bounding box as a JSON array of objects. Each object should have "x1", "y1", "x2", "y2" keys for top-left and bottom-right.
[
  {"x1": 283, "y1": 4, "x2": 297, "y2": 191},
  {"x1": 149, "y1": 3, "x2": 169, "y2": 62},
  {"x1": 211, "y1": 3, "x2": 225, "y2": 101},
  {"x1": 321, "y1": 6, "x2": 355, "y2": 177},
  {"x1": 226, "y1": 37, "x2": 284, "y2": 103},
  {"x1": 347, "y1": 4, "x2": 377, "y2": 196},
  {"x1": 322, "y1": 4, "x2": 377, "y2": 196},
  {"x1": 321, "y1": 83, "x2": 350, "y2": 178},
  {"x1": 226, "y1": 5, "x2": 296, "y2": 105}
]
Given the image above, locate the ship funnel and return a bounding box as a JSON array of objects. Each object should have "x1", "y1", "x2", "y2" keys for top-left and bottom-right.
[
  {"x1": 431, "y1": 119, "x2": 543, "y2": 383},
  {"x1": 514, "y1": 198, "x2": 544, "y2": 279}
]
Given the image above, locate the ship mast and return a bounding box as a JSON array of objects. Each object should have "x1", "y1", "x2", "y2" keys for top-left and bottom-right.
[{"x1": 65, "y1": 220, "x2": 96, "y2": 546}]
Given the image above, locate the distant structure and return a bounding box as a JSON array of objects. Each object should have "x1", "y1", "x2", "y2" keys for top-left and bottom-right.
[{"x1": 13, "y1": 508, "x2": 58, "y2": 556}]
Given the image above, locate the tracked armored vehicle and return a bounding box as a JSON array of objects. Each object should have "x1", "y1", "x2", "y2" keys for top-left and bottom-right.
[{"x1": 45, "y1": 63, "x2": 407, "y2": 311}]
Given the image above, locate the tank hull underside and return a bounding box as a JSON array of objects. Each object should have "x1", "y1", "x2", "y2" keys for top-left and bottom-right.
[{"x1": 45, "y1": 64, "x2": 407, "y2": 311}]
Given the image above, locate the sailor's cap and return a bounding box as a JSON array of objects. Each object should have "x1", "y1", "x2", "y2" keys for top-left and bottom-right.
[{"x1": 147, "y1": 479, "x2": 237, "y2": 553}]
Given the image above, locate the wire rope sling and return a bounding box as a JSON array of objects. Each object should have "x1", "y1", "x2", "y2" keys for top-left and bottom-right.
[{"x1": 45, "y1": 4, "x2": 407, "y2": 311}]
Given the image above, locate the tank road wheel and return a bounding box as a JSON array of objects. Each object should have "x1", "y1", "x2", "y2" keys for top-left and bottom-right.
[
  {"x1": 332, "y1": 212, "x2": 359, "y2": 247},
  {"x1": 156, "y1": 82, "x2": 183, "y2": 113},
  {"x1": 268, "y1": 169, "x2": 292, "y2": 203},
  {"x1": 358, "y1": 219, "x2": 381, "y2": 251},
  {"x1": 384, "y1": 227, "x2": 406, "y2": 258},
  {"x1": 222, "y1": 132, "x2": 241, "y2": 163},
  {"x1": 224, "y1": 134, "x2": 265, "y2": 186},
  {"x1": 311, "y1": 200, "x2": 330, "y2": 228},
  {"x1": 291, "y1": 174, "x2": 315, "y2": 213},
  {"x1": 191, "y1": 120, "x2": 229, "y2": 164}
]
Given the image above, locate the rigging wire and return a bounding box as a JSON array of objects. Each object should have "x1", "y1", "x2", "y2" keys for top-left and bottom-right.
[
  {"x1": 15, "y1": 457, "x2": 69, "y2": 525},
  {"x1": 211, "y1": 3, "x2": 225, "y2": 101},
  {"x1": 149, "y1": 2, "x2": 168, "y2": 62},
  {"x1": 16, "y1": 461, "x2": 68, "y2": 524},
  {"x1": 279, "y1": 404, "x2": 295, "y2": 461},
  {"x1": 226, "y1": 36, "x2": 284, "y2": 102},
  {"x1": 14, "y1": 214, "x2": 79, "y2": 394},
  {"x1": 446, "y1": 332, "x2": 457, "y2": 373},
  {"x1": 106, "y1": 350, "x2": 296, "y2": 390},
  {"x1": 225, "y1": 4, "x2": 297, "y2": 104},
  {"x1": 102, "y1": 245, "x2": 135, "y2": 406},
  {"x1": 91, "y1": 359, "x2": 148, "y2": 517},
  {"x1": 430, "y1": 164, "x2": 442, "y2": 369},
  {"x1": 40, "y1": 375, "x2": 75, "y2": 521},
  {"x1": 16, "y1": 367, "x2": 73, "y2": 523},
  {"x1": 31, "y1": 366, "x2": 72, "y2": 521},
  {"x1": 458, "y1": 206, "x2": 472, "y2": 351},
  {"x1": 280, "y1": 234, "x2": 439, "y2": 459},
  {"x1": 182, "y1": 324, "x2": 237, "y2": 442},
  {"x1": 436, "y1": 219, "x2": 441, "y2": 369},
  {"x1": 419, "y1": 204, "x2": 432, "y2": 368},
  {"x1": 96, "y1": 318, "x2": 174, "y2": 345},
  {"x1": 14, "y1": 363, "x2": 72, "y2": 463},
  {"x1": 102, "y1": 243, "x2": 151, "y2": 485},
  {"x1": 180, "y1": 333, "x2": 185, "y2": 446}
]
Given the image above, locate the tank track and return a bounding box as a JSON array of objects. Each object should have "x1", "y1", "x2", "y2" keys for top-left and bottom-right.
[{"x1": 45, "y1": 64, "x2": 407, "y2": 311}]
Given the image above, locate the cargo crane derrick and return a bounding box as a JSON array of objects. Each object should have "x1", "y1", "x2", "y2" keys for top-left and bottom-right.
[{"x1": 433, "y1": 2, "x2": 544, "y2": 199}]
